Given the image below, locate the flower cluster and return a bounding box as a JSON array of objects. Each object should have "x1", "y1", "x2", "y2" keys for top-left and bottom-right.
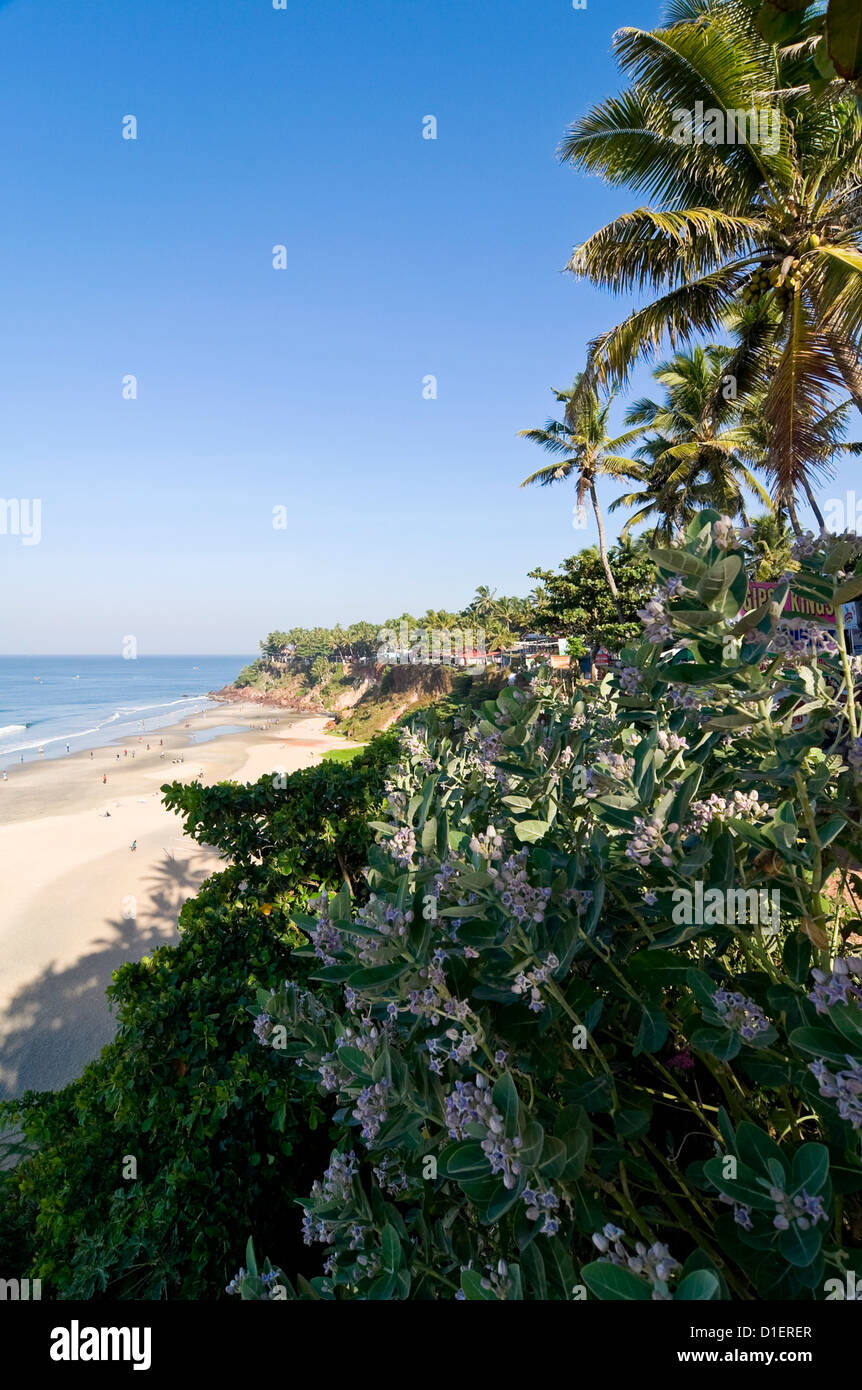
[
  {"x1": 225, "y1": 1266, "x2": 282, "y2": 1298},
  {"x1": 809, "y1": 957, "x2": 862, "y2": 1015},
  {"x1": 809, "y1": 1056, "x2": 862, "y2": 1132},
  {"x1": 711, "y1": 988, "x2": 772, "y2": 1042},
  {"x1": 591, "y1": 1224, "x2": 681, "y2": 1299},
  {"x1": 426, "y1": 1026, "x2": 479, "y2": 1072},
  {"x1": 618, "y1": 665, "x2": 643, "y2": 694},
  {"x1": 401, "y1": 728, "x2": 436, "y2": 773},
  {"x1": 301, "y1": 1150, "x2": 359, "y2": 1248},
  {"x1": 491, "y1": 848, "x2": 551, "y2": 925},
  {"x1": 306, "y1": 890, "x2": 342, "y2": 966},
  {"x1": 657, "y1": 729, "x2": 688, "y2": 754},
  {"x1": 769, "y1": 1186, "x2": 827, "y2": 1233},
  {"x1": 712, "y1": 517, "x2": 753, "y2": 550},
  {"x1": 592, "y1": 744, "x2": 635, "y2": 783},
  {"x1": 455, "y1": 1260, "x2": 514, "y2": 1300},
  {"x1": 523, "y1": 1185, "x2": 561, "y2": 1235},
  {"x1": 444, "y1": 1076, "x2": 524, "y2": 1190},
  {"x1": 372, "y1": 1152, "x2": 412, "y2": 1197},
  {"x1": 253, "y1": 1012, "x2": 275, "y2": 1045},
  {"x1": 353, "y1": 1078, "x2": 392, "y2": 1145},
  {"x1": 791, "y1": 531, "x2": 828, "y2": 561},
  {"x1": 512, "y1": 953, "x2": 559, "y2": 1013},
  {"x1": 387, "y1": 825, "x2": 417, "y2": 868},
  {"x1": 626, "y1": 814, "x2": 678, "y2": 869},
  {"x1": 771, "y1": 622, "x2": 839, "y2": 663},
  {"x1": 637, "y1": 577, "x2": 686, "y2": 645},
  {"x1": 463, "y1": 728, "x2": 509, "y2": 787},
  {"x1": 686, "y1": 788, "x2": 768, "y2": 834}
]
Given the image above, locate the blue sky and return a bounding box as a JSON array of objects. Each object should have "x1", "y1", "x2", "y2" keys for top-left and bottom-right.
[{"x1": 0, "y1": 0, "x2": 852, "y2": 654}]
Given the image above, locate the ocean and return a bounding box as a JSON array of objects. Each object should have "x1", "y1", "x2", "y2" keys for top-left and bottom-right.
[{"x1": 0, "y1": 655, "x2": 252, "y2": 765}]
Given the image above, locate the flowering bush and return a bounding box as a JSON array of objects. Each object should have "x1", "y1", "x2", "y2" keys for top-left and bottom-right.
[{"x1": 233, "y1": 512, "x2": 862, "y2": 1300}]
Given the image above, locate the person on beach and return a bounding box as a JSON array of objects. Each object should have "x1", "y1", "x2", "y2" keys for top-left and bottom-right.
[
  {"x1": 1, "y1": 771, "x2": 6, "y2": 781},
  {"x1": 66, "y1": 744, "x2": 70, "y2": 753},
  {"x1": 102, "y1": 774, "x2": 107, "y2": 784},
  {"x1": 130, "y1": 840, "x2": 137, "y2": 852},
  {"x1": 90, "y1": 751, "x2": 93, "y2": 758}
]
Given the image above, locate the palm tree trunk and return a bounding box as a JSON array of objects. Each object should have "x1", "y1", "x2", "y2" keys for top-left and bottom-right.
[
  {"x1": 800, "y1": 477, "x2": 825, "y2": 530},
  {"x1": 828, "y1": 331, "x2": 862, "y2": 416},
  {"x1": 589, "y1": 482, "x2": 621, "y2": 608},
  {"x1": 786, "y1": 493, "x2": 803, "y2": 537}
]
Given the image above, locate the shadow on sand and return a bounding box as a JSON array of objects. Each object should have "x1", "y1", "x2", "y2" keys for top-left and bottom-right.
[{"x1": 0, "y1": 850, "x2": 215, "y2": 1103}]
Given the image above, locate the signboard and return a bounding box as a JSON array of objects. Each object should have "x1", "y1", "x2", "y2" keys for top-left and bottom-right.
[{"x1": 745, "y1": 579, "x2": 836, "y2": 626}]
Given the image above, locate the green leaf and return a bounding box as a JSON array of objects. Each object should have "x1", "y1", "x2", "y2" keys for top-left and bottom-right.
[
  {"x1": 790, "y1": 1026, "x2": 854, "y2": 1066},
  {"x1": 703, "y1": 1155, "x2": 778, "y2": 1211},
  {"x1": 671, "y1": 609, "x2": 726, "y2": 629},
  {"x1": 345, "y1": 962, "x2": 408, "y2": 989},
  {"x1": 492, "y1": 1072, "x2": 521, "y2": 1137},
  {"x1": 778, "y1": 1220, "x2": 822, "y2": 1269},
  {"x1": 381, "y1": 1224, "x2": 401, "y2": 1273},
  {"x1": 421, "y1": 816, "x2": 437, "y2": 854},
  {"x1": 513, "y1": 819, "x2": 551, "y2": 844},
  {"x1": 336, "y1": 1045, "x2": 373, "y2": 1077},
  {"x1": 437, "y1": 1141, "x2": 490, "y2": 1181},
  {"x1": 460, "y1": 1268, "x2": 500, "y2": 1301},
  {"x1": 580, "y1": 1261, "x2": 652, "y2": 1300},
  {"x1": 367, "y1": 1270, "x2": 398, "y2": 1300},
  {"x1": 783, "y1": 933, "x2": 811, "y2": 984},
  {"x1": 649, "y1": 548, "x2": 707, "y2": 580},
  {"x1": 675, "y1": 1270, "x2": 720, "y2": 1301},
  {"x1": 736, "y1": 1122, "x2": 789, "y2": 1180},
  {"x1": 634, "y1": 1004, "x2": 668, "y2": 1056},
  {"x1": 790, "y1": 1143, "x2": 829, "y2": 1196}
]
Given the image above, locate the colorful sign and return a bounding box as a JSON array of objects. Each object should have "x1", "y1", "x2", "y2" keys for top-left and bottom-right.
[{"x1": 745, "y1": 579, "x2": 837, "y2": 625}]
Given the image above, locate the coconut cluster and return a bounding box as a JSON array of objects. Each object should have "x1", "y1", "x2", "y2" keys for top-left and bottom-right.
[{"x1": 740, "y1": 233, "x2": 820, "y2": 311}]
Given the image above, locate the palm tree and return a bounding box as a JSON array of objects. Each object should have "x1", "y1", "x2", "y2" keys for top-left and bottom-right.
[
  {"x1": 494, "y1": 596, "x2": 529, "y2": 633},
  {"x1": 519, "y1": 378, "x2": 642, "y2": 601},
  {"x1": 466, "y1": 586, "x2": 499, "y2": 621},
  {"x1": 559, "y1": 0, "x2": 862, "y2": 516},
  {"x1": 613, "y1": 344, "x2": 773, "y2": 538},
  {"x1": 744, "y1": 512, "x2": 795, "y2": 580}
]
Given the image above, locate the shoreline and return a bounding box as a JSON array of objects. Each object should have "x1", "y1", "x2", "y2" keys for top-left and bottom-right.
[{"x1": 0, "y1": 704, "x2": 361, "y2": 1099}]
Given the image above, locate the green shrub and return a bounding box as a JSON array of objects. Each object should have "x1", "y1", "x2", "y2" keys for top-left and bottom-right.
[{"x1": 234, "y1": 514, "x2": 862, "y2": 1301}]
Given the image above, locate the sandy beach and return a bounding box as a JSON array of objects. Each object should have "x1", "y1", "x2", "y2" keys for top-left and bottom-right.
[{"x1": 0, "y1": 705, "x2": 359, "y2": 1099}]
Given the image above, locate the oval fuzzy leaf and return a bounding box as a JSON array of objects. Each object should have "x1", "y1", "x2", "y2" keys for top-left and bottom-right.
[{"x1": 580, "y1": 1261, "x2": 652, "y2": 1301}]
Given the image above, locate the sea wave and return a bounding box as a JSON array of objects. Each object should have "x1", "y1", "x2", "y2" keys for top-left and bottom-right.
[
  {"x1": 0, "y1": 697, "x2": 215, "y2": 759},
  {"x1": 112, "y1": 696, "x2": 209, "y2": 716}
]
